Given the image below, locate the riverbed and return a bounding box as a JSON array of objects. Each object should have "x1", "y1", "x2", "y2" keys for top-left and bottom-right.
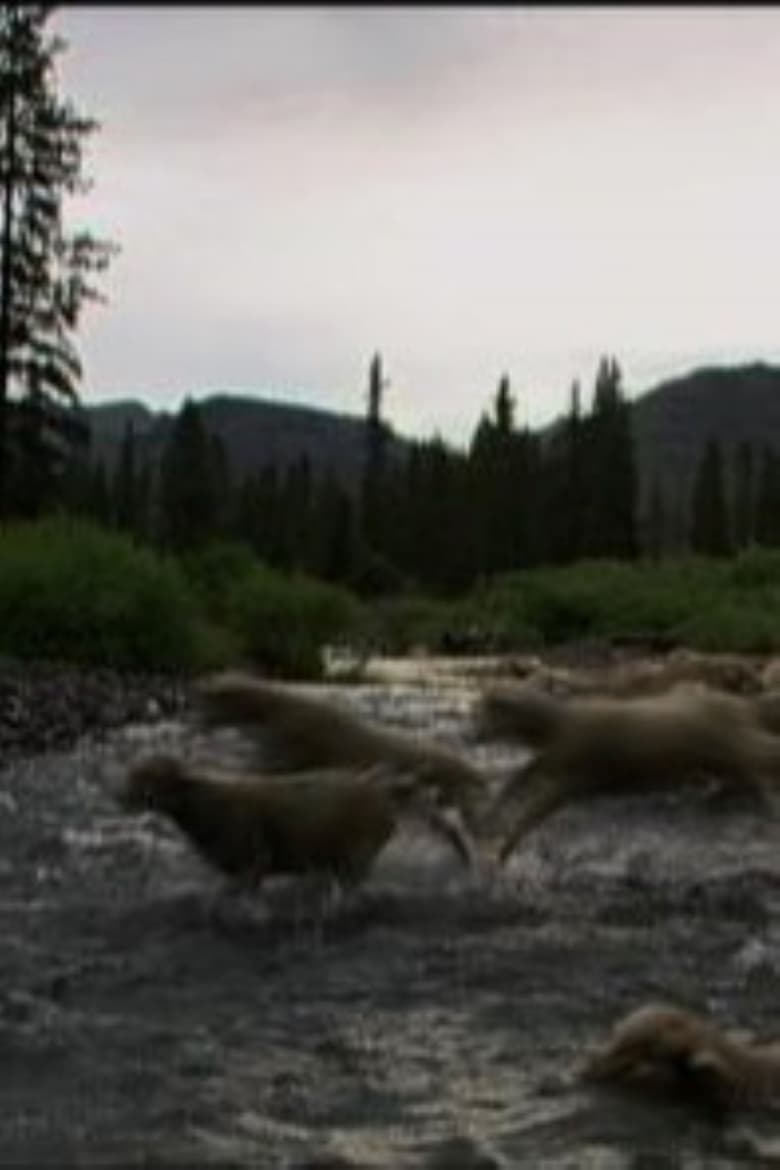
[{"x1": 2, "y1": 672, "x2": 780, "y2": 1166}]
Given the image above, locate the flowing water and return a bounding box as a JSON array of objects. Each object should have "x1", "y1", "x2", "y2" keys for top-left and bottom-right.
[{"x1": 2, "y1": 669, "x2": 780, "y2": 1166}]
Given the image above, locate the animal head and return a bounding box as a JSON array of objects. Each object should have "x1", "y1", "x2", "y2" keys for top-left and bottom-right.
[
  {"x1": 582, "y1": 1003, "x2": 733, "y2": 1097},
  {"x1": 474, "y1": 684, "x2": 563, "y2": 747},
  {"x1": 119, "y1": 754, "x2": 190, "y2": 814},
  {"x1": 194, "y1": 670, "x2": 278, "y2": 727}
]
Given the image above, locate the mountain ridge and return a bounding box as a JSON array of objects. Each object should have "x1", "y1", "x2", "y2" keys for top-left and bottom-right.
[{"x1": 82, "y1": 361, "x2": 780, "y2": 504}]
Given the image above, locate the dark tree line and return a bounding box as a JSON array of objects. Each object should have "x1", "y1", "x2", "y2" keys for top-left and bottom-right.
[
  {"x1": 62, "y1": 354, "x2": 640, "y2": 595},
  {"x1": 55, "y1": 351, "x2": 780, "y2": 596},
  {"x1": 687, "y1": 434, "x2": 780, "y2": 557}
]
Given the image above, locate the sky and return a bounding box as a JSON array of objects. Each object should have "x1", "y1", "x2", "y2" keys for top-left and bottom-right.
[{"x1": 51, "y1": 5, "x2": 780, "y2": 446}]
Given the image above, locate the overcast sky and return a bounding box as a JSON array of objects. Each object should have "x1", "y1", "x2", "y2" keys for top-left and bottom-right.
[{"x1": 52, "y1": 5, "x2": 780, "y2": 445}]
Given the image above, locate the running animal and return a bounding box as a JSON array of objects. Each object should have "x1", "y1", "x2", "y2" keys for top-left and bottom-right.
[
  {"x1": 499, "y1": 649, "x2": 765, "y2": 703},
  {"x1": 476, "y1": 681, "x2": 780, "y2": 748},
  {"x1": 475, "y1": 684, "x2": 780, "y2": 863},
  {"x1": 119, "y1": 754, "x2": 477, "y2": 892},
  {"x1": 194, "y1": 671, "x2": 492, "y2": 837}
]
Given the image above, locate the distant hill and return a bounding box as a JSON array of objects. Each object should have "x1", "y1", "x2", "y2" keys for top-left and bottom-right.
[
  {"x1": 631, "y1": 361, "x2": 780, "y2": 509},
  {"x1": 83, "y1": 394, "x2": 409, "y2": 491},
  {"x1": 83, "y1": 363, "x2": 780, "y2": 507}
]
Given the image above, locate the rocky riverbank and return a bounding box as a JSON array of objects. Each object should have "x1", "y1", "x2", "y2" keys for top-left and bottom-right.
[{"x1": 0, "y1": 657, "x2": 190, "y2": 760}]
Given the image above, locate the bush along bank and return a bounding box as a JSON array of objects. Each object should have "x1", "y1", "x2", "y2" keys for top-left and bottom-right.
[{"x1": 0, "y1": 521, "x2": 365, "y2": 681}]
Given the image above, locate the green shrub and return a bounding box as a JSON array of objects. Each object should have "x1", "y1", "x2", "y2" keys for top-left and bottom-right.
[
  {"x1": 673, "y1": 600, "x2": 780, "y2": 654},
  {"x1": 0, "y1": 517, "x2": 207, "y2": 672},
  {"x1": 586, "y1": 563, "x2": 714, "y2": 640},
  {"x1": 729, "y1": 546, "x2": 780, "y2": 589},
  {"x1": 466, "y1": 557, "x2": 749, "y2": 650},
  {"x1": 362, "y1": 595, "x2": 450, "y2": 655},
  {"x1": 447, "y1": 591, "x2": 542, "y2": 652},
  {"x1": 515, "y1": 575, "x2": 602, "y2": 642},
  {"x1": 225, "y1": 564, "x2": 361, "y2": 679},
  {"x1": 190, "y1": 618, "x2": 244, "y2": 673},
  {"x1": 180, "y1": 540, "x2": 259, "y2": 621}
]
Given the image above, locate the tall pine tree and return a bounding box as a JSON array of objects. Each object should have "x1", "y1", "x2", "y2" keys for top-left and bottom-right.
[
  {"x1": 0, "y1": 5, "x2": 116, "y2": 514},
  {"x1": 158, "y1": 399, "x2": 225, "y2": 550},
  {"x1": 360, "y1": 351, "x2": 390, "y2": 556},
  {"x1": 754, "y1": 445, "x2": 780, "y2": 548},
  {"x1": 646, "y1": 473, "x2": 667, "y2": 562},
  {"x1": 690, "y1": 436, "x2": 731, "y2": 556},
  {"x1": 733, "y1": 439, "x2": 754, "y2": 550},
  {"x1": 468, "y1": 373, "x2": 534, "y2": 575},
  {"x1": 581, "y1": 356, "x2": 638, "y2": 559}
]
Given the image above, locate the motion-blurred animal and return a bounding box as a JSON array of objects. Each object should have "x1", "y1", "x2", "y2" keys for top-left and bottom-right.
[
  {"x1": 476, "y1": 681, "x2": 780, "y2": 748},
  {"x1": 195, "y1": 671, "x2": 492, "y2": 836},
  {"x1": 476, "y1": 684, "x2": 780, "y2": 863},
  {"x1": 582, "y1": 1001, "x2": 780, "y2": 1112},
  {"x1": 507, "y1": 649, "x2": 765, "y2": 702},
  {"x1": 119, "y1": 754, "x2": 477, "y2": 892}
]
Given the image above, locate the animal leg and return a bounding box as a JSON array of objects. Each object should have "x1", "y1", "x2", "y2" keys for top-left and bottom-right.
[
  {"x1": 480, "y1": 754, "x2": 556, "y2": 843},
  {"x1": 418, "y1": 801, "x2": 479, "y2": 870},
  {"x1": 209, "y1": 848, "x2": 270, "y2": 925},
  {"x1": 498, "y1": 768, "x2": 578, "y2": 865},
  {"x1": 374, "y1": 768, "x2": 478, "y2": 869},
  {"x1": 488, "y1": 753, "x2": 550, "y2": 819}
]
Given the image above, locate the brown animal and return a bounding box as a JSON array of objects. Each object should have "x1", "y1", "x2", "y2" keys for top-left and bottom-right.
[
  {"x1": 662, "y1": 649, "x2": 765, "y2": 696},
  {"x1": 119, "y1": 754, "x2": 477, "y2": 891},
  {"x1": 582, "y1": 1001, "x2": 780, "y2": 1112},
  {"x1": 194, "y1": 671, "x2": 491, "y2": 835},
  {"x1": 754, "y1": 688, "x2": 780, "y2": 736},
  {"x1": 476, "y1": 681, "x2": 780, "y2": 749},
  {"x1": 593, "y1": 649, "x2": 764, "y2": 698},
  {"x1": 474, "y1": 682, "x2": 567, "y2": 748},
  {"x1": 478, "y1": 684, "x2": 780, "y2": 863},
  {"x1": 504, "y1": 649, "x2": 765, "y2": 703},
  {"x1": 762, "y1": 657, "x2": 780, "y2": 691}
]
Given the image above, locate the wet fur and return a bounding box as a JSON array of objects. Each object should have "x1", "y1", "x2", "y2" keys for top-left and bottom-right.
[
  {"x1": 120, "y1": 754, "x2": 477, "y2": 889},
  {"x1": 195, "y1": 672, "x2": 491, "y2": 833},
  {"x1": 582, "y1": 1002, "x2": 780, "y2": 1111},
  {"x1": 479, "y1": 684, "x2": 780, "y2": 862}
]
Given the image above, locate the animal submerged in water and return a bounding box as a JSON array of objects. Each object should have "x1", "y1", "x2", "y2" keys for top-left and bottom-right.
[
  {"x1": 194, "y1": 671, "x2": 492, "y2": 837},
  {"x1": 474, "y1": 683, "x2": 780, "y2": 863},
  {"x1": 582, "y1": 1001, "x2": 780, "y2": 1112},
  {"x1": 118, "y1": 753, "x2": 477, "y2": 892}
]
